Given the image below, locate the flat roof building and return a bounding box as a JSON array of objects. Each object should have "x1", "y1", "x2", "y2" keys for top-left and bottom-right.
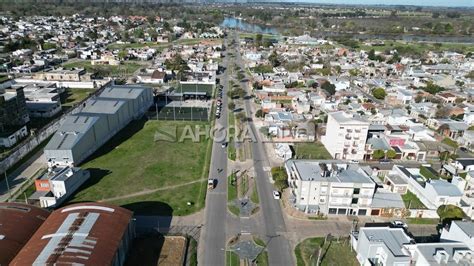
[
  {"x1": 44, "y1": 85, "x2": 153, "y2": 167},
  {"x1": 11, "y1": 203, "x2": 135, "y2": 266},
  {"x1": 0, "y1": 203, "x2": 50, "y2": 265}
]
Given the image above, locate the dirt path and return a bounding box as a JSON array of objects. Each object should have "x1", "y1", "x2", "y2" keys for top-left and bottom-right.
[{"x1": 98, "y1": 178, "x2": 206, "y2": 202}]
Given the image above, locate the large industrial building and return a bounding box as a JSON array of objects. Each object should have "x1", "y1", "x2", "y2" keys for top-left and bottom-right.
[
  {"x1": 10, "y1": 203, "x2": 135, "y2": 266},
  {"x1": 44, "y1": 85, "x2": 153, "y2": 167},
  {"x1": 0, "y1": 203, "x2": 50, "y2": 265}
]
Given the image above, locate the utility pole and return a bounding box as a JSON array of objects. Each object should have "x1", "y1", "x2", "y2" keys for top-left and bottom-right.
[{"x1": 4, "y1": 171, "x2": 12, "y2": 201}]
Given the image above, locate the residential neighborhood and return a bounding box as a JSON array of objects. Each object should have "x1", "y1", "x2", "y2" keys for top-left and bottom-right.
[{"x1": 0, "y1": 1, "x2": 473, "y2": 266}]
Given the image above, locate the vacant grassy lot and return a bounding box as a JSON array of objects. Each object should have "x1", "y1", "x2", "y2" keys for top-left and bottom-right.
[
  {"x1": 68, "y1": 119, "x2": 210, "y2": 216},
  {"x1": 402, "y1": 191, "x2": 427, "y2": 209},
  {"x1": 295, "y1": 237, "x2": 358, "y2": 266},
  {"x1": 62, "y1": 88, "x2": 94, "y2": 107},
  {"x1": 294, "y1": 142, "x2": 332, "y2": 160},
  {"x1": 62, "y1": 60, "x2": 142, "y2": 77}
]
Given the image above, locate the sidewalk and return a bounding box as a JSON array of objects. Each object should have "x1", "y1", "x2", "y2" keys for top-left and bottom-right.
[{"x1": 0, "y1": 152, "x2": 45, "y2": 202}]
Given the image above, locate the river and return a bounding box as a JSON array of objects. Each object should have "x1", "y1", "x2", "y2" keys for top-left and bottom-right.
[{"x1": 221, "y1": 17, "x2": 474, "y2": 43}]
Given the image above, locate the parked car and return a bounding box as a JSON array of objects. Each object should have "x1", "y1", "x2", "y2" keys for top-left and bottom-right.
[
  {"x1": 221, "y1": 142, "x2": 227, "y2": 148},
  {"x1": 391, "y1": 220, "x2": 407, "y2": 228},
  {"x1": 273, "y1": 190, "x2": 281, "y2": 200},
  {"x1": 208, "y1": 178, "x2": 216, "y2": 189}
]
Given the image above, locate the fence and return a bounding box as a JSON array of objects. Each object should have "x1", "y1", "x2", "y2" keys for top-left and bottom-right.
[
  {"x1": 148, "y1": 106, "x2": 210, "y2": 121},
  {"x1": 0, "y1": 84, "x2": 109, "y2": 175},
  {"x1": 408, "y1": 209, "x2": 439, "y2": 219}
]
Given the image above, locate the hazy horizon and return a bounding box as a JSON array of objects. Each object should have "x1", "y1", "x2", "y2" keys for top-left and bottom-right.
[{"x1": 287, "y1": 0, "x2": 474, "y2": 7}]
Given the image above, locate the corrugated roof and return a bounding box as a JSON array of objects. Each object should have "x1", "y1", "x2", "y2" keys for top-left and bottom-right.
[
  {"x1": 0, "y1": 203, "x2": 50, "y2": 265},
  {"x1": 10, "y1": 203, "x2": 133, "y2": 266}
]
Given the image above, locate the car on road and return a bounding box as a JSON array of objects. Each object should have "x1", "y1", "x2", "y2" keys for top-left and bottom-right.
[
  {"x1": 273, "y1": 190, "x2": 281, "y2": 200},
  {"x1": 379, "y1": 159, "x2": 391, "y2": 164},
  {"x1": 391, "y1": 220, "x2": 407, "y2": 228},
  {"x1": 221, "y1": 142, "x2": 227, "y2": 148},
  {"x1": 350, "y1": 160, "x2": 359, "y2": 164},
  {"x1": 208, "y1": 178, "x2": 216, "y2": 189},
  {"x1": 460, "y1": 147, "x2": 469, "y2": 152}
]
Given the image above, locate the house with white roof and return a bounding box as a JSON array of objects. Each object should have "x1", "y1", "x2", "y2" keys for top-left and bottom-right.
[
  {"x1": 392, "y1": 165, "x2": 463, "y2": 209},
  {"x1": 352, "y1": 224, "x2": 474, "y2": 266}
]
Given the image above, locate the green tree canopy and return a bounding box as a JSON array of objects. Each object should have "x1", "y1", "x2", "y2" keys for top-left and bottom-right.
[
  {"x1": 372, "y1": 149, "x2": 385, "y2": 160},
  {"x1": 321, "y1": 81, "x2": 336, "y2": 95},
  {"x1": 372, "y1": 87, "x2": 387, "y2": 100},
  {"x1": 386, "y1": 149, "x2": 397, "y2": 159}
]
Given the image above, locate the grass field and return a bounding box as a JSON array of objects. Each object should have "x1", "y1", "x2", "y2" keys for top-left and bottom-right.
[
  {"x1": 402, "y1": 191, "x2": 427, "y2": 209},
  {"x1": 357, "y1": 40, "x2": 474, "y2": 54},
  {"x1": 67, "y1": 119, "x2": 210, "y2": 216},
  {"x1": 226, "y1": 251, "x2": 239, "y2": 266},
  {"x1": 406, "y1": 218, "x2": 439, "y2": 225},
  {"x1": 295, "y1": 237, "x2": 358, "y2": 266},
  {"x1": 62, "y1": 60, "x2": 142, "y2": 77},
  {"x1": 62, "y1": 88, "x2": 94, "y2": 107},
  {"x1": 294, "y1": 142, "x2": 332, "y2": 160}
]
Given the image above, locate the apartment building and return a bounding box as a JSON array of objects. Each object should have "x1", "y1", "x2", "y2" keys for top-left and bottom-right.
[
  {"x1": 0, "y1": 86, "x2": 30, "y2": 127},
  {"x1": 321, "y1": 111, "x2": 369, "y2": 161},
  {"x1": 285, "y1": 160, "x2": 376, "y2": 216}
]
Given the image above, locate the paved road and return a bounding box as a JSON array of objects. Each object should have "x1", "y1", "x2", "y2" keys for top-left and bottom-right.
[
  {"x1": 233, "y1": 31, "x2": 294, "y2": 265},
  {"x1": 199, "y1": 38, "x2": 230, "y2": 266},
  {"x1": 0, "y1": 151, "x2": 45, "y2": 202}
]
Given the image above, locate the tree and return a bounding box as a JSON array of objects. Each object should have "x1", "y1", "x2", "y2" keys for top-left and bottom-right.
[
  {"x1": 386, "y1": 150, "x2": 397, "y2": 159},
  {"x1": 437, "y1": 205, "x2": 465, "y2": 225},
  {"x1": 349, "y1": 69, "x2": 361, "y2": 77},
  {"x1": 274, "y1": 179, "x2": 288, "y2": 191},
  {"x1": 432, "y1": 12, "x2": 440, "y2": 18},
  {"x1": 372, "y1": 87, "x2": 387, "y2": 100},
  {"x1": 118, "y1": 50, "x2": 128, "y2": 60},
  {"x1": 372, "y1": 150, "x2": 385, "y2": 160},
  {"x1": 255, "y1": 109, "x2": 264, "y2": 118},
  {"x1": 268, "y1": 50, "x2": 280, "y2": 67},
  {"x1": 228, "y1": 101, "x2": 235, "y2": 111},
  {"x1": 255, "y1": 33, "x2": 263, "y2": 48},
  {"x1": 321, "y1": 81, "x2": 336, "y2": 95}
]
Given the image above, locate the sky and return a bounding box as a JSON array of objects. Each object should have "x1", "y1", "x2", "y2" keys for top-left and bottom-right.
[{"x1": 292, "y1": 0, "x2": 474, "y2": 7}]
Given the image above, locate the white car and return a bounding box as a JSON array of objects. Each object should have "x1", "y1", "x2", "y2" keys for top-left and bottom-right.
[
  {"x1": 391, "y1": 220, "x2": 408, "y2": 228},
  {"x1": 272, "y1": 190, "x2": 281, "y2": 200}
]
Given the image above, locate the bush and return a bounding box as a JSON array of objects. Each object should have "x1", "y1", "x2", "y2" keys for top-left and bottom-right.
[
  {"x1": 386, "y1": 149, "x2": 397, "y2": 159},
  {"x1": 372, "y1": 149, "x2": 385, "y2": 160},
  {"x1": 437, "y1": 205, "x2": 465, "y2": 225},
  {"x1": 271, "y1": 167, "x2": 288, "y2": 191},
  {"x1": 372, "y1": 87, "x2": 387, "y2": 100}
]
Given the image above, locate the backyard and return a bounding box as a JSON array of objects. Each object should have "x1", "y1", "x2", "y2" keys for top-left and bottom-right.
[
  {"x1": 402, "y1": 191, "x2": 427, "y2": 209},
  {"x1": 294, "y1": 142, "x2": 332, "y2": 160},
  {"x1": 67, "y1": 119, "x2": 211, "y2": 216},
  {"x1": 295, "y1": 237, "x2": 358, "y2": 266}
]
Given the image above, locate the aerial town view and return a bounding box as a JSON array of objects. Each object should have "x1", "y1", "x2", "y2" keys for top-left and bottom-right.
[{"x1": 0, "y1": 0, "x2": 474, "y2": 265}]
